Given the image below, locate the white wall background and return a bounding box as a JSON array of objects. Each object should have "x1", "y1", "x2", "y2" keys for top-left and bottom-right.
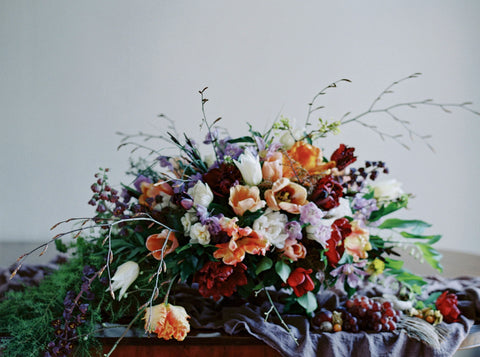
[{"x1": 1, "y1": 1, "x2": 479, "y2": 258}]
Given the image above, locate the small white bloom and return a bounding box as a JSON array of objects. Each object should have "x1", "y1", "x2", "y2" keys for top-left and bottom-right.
[
  {"x1": 109, "y1": 261, "x2": 140, "y2": 300},
  {"x1": 153, "y1": 191, "x2": 173, "y2": 211},
  {"x1": 189, "y1": 222, "x2": 211, "y2": 245},
  {"x1": 234, "y1": 150, "x2": 263, "y2": 186},
  {"x1": 181, "y1": 211, "x2": 198, "y2": 235},
  {"x1": 253, "y1": 209, "x2": 289, "y2": 248},
  {"x1": 204, "y1": 154, "x2": 216, "y2": 168},
  {"x1": 372, "y1": 179, "x2": 404, "y2": 201},
  {"x1": 189, "y1": 181, "x2": 214, "y2": 208}
]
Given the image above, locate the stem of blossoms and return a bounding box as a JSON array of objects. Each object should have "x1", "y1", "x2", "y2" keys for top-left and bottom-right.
[{"x1": 262, "y1": 287, "x2": 299, "y2": 346}]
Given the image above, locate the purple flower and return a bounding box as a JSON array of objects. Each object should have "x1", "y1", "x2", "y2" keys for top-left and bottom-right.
[
  {"x1": 264, "y1": 141, "x2": 283, "y2": 159},
  {"x1": 285, "y1": 221, "x2": 303, "y2": 240},
  {"x1": 299, "y1": 202, "x2": 325, "y2": 225},
  {"x1": 157, "y1": 156, "x2": 174, "y2": 171},
  {"x1": 330, "y1": 260, "x2": 368, "y2": 293},
  {"x1": 352, "y1": 194, "x2": 378, "y2": 221},
  {"x1": 220, "y1": 143, "x2": 243, "y2": 160},
  {"x1": 133, "y1": 175, "x2": 152, "y2": 192},
  {"x1": 204, "y1": 128, "x2": 219, "y2": 144}
]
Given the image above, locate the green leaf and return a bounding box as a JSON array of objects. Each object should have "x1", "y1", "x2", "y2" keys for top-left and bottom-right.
[
  {"x1": 423, "y1": 291, "x2": 442, "y2": 308},
  {"x1": 227, "y1": 136, "x2": 255, "y2": 144},
  {"x1": 378, "y1": 218, "x2": 431, "y2": 232},
  {"x1": 369, "y1": 198, "x2": 408, "y2": 222},
  {"x1": 384, "y1": 257, "x2": 404, "y2": 270},
  {"x1": 297, "y1": 291, "x2": 318, "y2": 314},
  {"x1": 255, "y1": 257, "x2": 273, "y2": 275},
  {"x1": 275, "y1": 260, "x2": 291, "y2": 283},
  {"x1": 414, "y1": 243, "x2": 443, "y2": 272},
  {"x1": 399, "y1": 232, "x2": 441, "y2": 243}
]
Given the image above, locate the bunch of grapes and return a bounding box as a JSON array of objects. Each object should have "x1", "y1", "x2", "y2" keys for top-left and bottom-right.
[{"x1": 313, "y1": 296, "x2": 402, "y2": 333}]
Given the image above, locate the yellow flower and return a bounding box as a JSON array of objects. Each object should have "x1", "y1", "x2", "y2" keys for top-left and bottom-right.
[
  {"x1": 366, "y1": 258, "x2": 385, "y2": 276},
  {"x1": 144, "y1": 303, "x2": 190, "y2": 341}
]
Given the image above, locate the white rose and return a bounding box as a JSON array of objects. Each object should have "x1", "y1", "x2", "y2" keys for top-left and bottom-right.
[
  {"x1": 181, "y1": 212, "x2": 198, "y2": 235},
  {"x1": 189, "y1": 222, "x2": 211, "y2": 245},
  {"x1": 372, "y1": 179, "x2": 404, "y2": 201},
  {"x1": 189, "y1": 181, "x2": 214, "y2": 208},
  {"x1": 253, "y1": 209, "x2": 289, "y2": 248},
  {"x1": 234, "y1": 150, "x2": 263, "y2": 186}
]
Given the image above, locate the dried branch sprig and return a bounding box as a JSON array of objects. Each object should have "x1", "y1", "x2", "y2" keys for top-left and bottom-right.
[
  {"x1": 340, "y1": 73, "x2": 480, "y2": 149},
  {"x1": 305, "y1": 78, "x2": 352, "y2": 128}
]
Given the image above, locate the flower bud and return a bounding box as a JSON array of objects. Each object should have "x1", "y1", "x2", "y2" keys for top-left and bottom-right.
[
  {"x1": 189, "y1": 181, "x2": 214, "y2": 208},
  {"x1": 372, "y1": 179, "x2": 404, "y2": 201}
]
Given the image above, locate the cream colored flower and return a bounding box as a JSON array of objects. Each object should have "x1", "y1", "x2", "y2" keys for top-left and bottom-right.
[
  {"x1": 189, "y1": 222, "x2": 211, "y2": 245},
  {"x1": 372, "y1": 179, "x2": 404, "y2": 201},
  {"x1": 234, "y1": 150, "x2": 263, "y2": 186},
  {"x1": 109, "y1": 261, "x2": 140, "y2": 300},
  {"x1": 229, "y1": 184, "x2": 266, "y2": 216},
  {"x1": 253, "y1": 208, "x2": 289, "y2": 248}
]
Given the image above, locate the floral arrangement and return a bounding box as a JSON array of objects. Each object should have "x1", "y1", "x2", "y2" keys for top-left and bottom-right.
[{"x1": 1, "y1": 74, "x2": 477, "y2": 357}]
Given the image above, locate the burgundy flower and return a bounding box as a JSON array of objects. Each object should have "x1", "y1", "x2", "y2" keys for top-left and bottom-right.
[
  {"x1": 203, "y1": 163, "x2": 242, "y2": 198},
  {"x1": 193, "y1": 261, "x2": 248, "y2": 301},
  {"x1": 325, "y1": 218, "x2": 352, "y2": 267},
  {"x1": 436, "y1": 291, "x2": 461, "y2": 323},
  {"x1": 287, "y1": 267, "x2": 315, "y2": 297},
  {"x1": 330, "y1": 144, "x2": 357, "y2": 171},
  {"x1": 310, "y1": 175, "x2": 344, "y2": 210}
]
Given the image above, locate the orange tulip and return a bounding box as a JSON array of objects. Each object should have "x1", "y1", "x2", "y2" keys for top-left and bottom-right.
[
  {"x1": 229, "y1": 185, "x2": 266, "y2": 216},
  {"x1": 144, "y1": 303, "x2": 190, "y2": 341},
  {"x1": 281, "y1": 238, "x2": 307, "y2": 261},
  {"x1": 146, "y1": 229, "x2": 179, "y2": 260},
  {"x1": 264, "y1": 178, "x2": 308, "y2": 214},
  {"x1": 214, "y1": 225, "x2": 268, "y2": 265},
  {"x1": 283, "y1": 141, "x2": 335, "y2": 178}
]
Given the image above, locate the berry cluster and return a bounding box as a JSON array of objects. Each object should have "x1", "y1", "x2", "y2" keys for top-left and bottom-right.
[
  {"x1": 44, "y1": 266, "x2": 97, "y2": 357},
  {"x1": 343, "y1": 161, "x2": 389, "y2": 191},
  {"x1": 313, "y1": 296, "x2": 401, "y2": 333},
  {"x1": 88, "y1": 169, "x2": 127, "y2": 217}
]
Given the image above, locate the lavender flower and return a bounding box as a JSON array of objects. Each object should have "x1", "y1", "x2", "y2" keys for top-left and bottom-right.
[
  {"x1": 285, "y1": 221, "x2": 303, "y2": 240},
  {"x1": 352, "y1": 194, "x2": 378, "y2": 221},
  {"x1": 133, "y1": 175, "x2": 152, "y2": 192},
  {"x1": 330, "y1": 260, "x2": 368, "y2": 293},
  {"x1": 299, "y1": 202, "x2": 325, "y2": 225},
  {"x1": 157, "y1": 156, "x2": 174, "y2": 171}
]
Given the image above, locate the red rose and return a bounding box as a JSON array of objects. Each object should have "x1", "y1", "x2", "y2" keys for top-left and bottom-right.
[
  {"x1": 203, "y1": 163, "x2": 242, "y2": 198},
  {"x1": 436, "y1": 291, "x2": 461, "y2": 323},
  {"x1": 287, "y1": 267, "x2": 315, "y2": 297},
  {"x1": 330, "y1": 144, "x2": 357, "y2": 171},
  {"x1": 325, "y1": 218, "x2": 352, "y2": 267},
  {"x1": 310, "y1": 175, "x2": 343, "y2": 211},
  {"x1": 193, "y1": 261, "x2": 248, "y2": 301}
]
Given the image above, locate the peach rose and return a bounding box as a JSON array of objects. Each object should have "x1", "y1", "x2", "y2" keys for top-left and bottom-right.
[
  {"x1": 344, "y1": 221, "x2": 371, "y2": 261},
  {"x1": 144, "y1": 303, "x2": 190, "y2": 341},
  {"x1": 229, "y1": 185, "x2": 266, "y2": 216},
  {"x1": 146, "y1": 229, "x2": 179, "y2": 260},
  {"x1": 281, "y1": 238, "x2": 307, "y2": 261},
  {"x1": 139, "y1": 180, "x2": 174, "y2": 209},
  {"x1": 264, "y1": 178, "x2": 308, "y2": 214},
  {"x1": 283, "y1": 141, "x2": 335, "y2": 178},
  {"x1": 262, "y1": 152, "x2": 283, "y2": 182}
]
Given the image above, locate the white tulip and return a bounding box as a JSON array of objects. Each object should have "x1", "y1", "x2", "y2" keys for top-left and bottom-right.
[
  {"x1": 109, "y1": 261, "x2": 140, "y2": 300},
  {"x1": 189, "y1": 181, "x2": 214, "y2": 208},
  {"x1": 234, "y1": 150, "x2": 262, "y2": 186}
]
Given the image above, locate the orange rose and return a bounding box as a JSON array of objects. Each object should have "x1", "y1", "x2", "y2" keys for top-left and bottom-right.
[
  {"x1": 146, "y1": 229, "x2": 179, "y2": 260},
  {"x1": 344, "y1": 221, "x2": 371, "y2": 261},
  {"x1": 229, "y1": 185, "x2": 266, "y2": 216},
  {"x1": 262, "y1": 152, "x2": 283, "y2": 182},
  {"x1": 264, "y1": 178, "x2": 308, "y2": 214},
  {"x1": 139, "y1": 180, "x2": 174, "y2": 209},
  {"x1": 283, "y1": 141, "x2": 335, "y2": 178},
  {"x1": 214, "y1": 225, "x2": 268, "y2": 265},
  {"x1": 144, "y1": 303, "x2": 190, "y2": 341},
  {"x1": 281, "y1": 238, "x2": 307, "y2": 261}
]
